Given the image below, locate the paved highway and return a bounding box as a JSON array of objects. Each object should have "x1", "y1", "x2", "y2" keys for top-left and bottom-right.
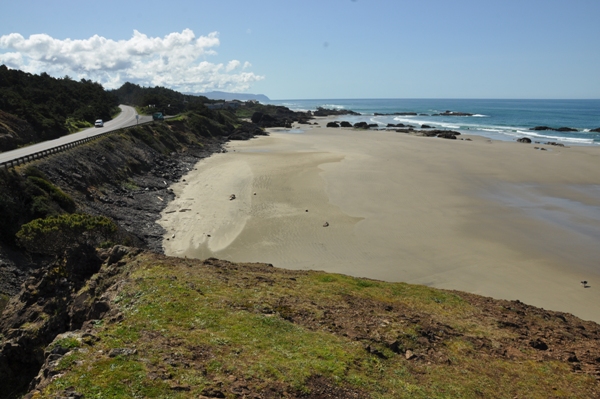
[{"x1": 0, "y1": 105, "x2": 152, "y2": 164}]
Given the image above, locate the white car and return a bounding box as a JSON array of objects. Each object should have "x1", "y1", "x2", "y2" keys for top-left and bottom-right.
[{"x1": 95, "y1": 119, "x2": 104, "y2": 127}]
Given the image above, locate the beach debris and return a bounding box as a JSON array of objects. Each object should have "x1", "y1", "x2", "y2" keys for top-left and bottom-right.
[
  {"x1": 179, "y1": 209, "x2": 191, "y2": 212},
  {"x1": 323, "y1": 222, "x2": 329, "y2": 227},
  {"x1": 157, "y1": 196, "x2": 163, "y2": 201},
  {"x1": 306, "y1": 209, "x2": 308, "y2": 212},
  {"x1": 405, "y1": 350, "x2": 416, "y2": 360},
  {"x1": 207, "y1": 234, "x2": 211, "y2": 237},
  {"x1": 254, "y1": 192, "x2": 257, "y2": 195},
  {"x1": 581, "y1": 280, "x2": 588, "y2": 287},
  {"x1": 230, "y1": 194, "x2": 236, "y2": 200},
  {"x1": 171, "y1": 234, "x2": 175, "y2": 238}
]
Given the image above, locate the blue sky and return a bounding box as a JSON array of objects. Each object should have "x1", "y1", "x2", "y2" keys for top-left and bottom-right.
[{"x1": 1, "y1": 0, "x2": 599, "y2": 99}]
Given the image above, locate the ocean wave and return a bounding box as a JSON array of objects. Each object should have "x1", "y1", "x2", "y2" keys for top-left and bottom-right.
[
  {"x1": 512, "y1": 130, "x2": 595, "y2": 144},
  {"x1": 560, "y1": 137, "x2": 595, "y2": 144},
  {"x1": 481, "y1": 128, "x2": 502, "y2": 133},
  {"x1": 320, "y1": 103, "x2": 346, "y2": 110},
  {"x1": 472, "y1": 114, "x2": 489, "y2": 117},
  {"x1": 392, "y1": 117, "x2": 431, "y2": 125}
]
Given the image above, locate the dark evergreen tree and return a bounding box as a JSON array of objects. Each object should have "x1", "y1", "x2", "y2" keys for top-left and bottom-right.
[{"x1": 0, "y1": 65, "x2": 118, "y2": 140}]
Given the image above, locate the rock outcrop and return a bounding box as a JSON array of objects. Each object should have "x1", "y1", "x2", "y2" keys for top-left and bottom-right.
[
  {"x1": 313, "y1": 107, "x2": 360, "y2": 117},
  {"x1": 530, "y1": 126, "x2": 579, "y2": 132}
]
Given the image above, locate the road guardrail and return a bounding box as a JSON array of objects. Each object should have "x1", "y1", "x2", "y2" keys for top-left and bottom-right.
[{"x1": 0, "y1": 120, "x2": 156, "y2": 170}]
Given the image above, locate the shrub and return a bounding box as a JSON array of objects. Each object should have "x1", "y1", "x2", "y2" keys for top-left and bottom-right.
[
  {"x1": 27, "y1": 176, "x2": 76, "y2": 213},
  {"x1": 16, "y1": 213, "x2": 117, "y2": 256}
]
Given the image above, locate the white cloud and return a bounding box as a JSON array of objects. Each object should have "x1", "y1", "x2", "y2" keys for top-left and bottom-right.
[
  {"x1": 0, "y1": 29, "x2": 264, "y2": 92},
  {"x1": 226, "y1": 60, "x2": 241, "y2": 72}
]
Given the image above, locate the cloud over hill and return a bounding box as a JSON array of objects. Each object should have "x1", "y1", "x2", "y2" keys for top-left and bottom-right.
[{"x1": 0, "y1": 29, "x2": 264, "y2": 92}]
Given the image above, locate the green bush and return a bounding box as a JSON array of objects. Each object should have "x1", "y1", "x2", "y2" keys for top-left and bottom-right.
[
  {"x1": 16, "y1": 213, "x2": 117, "y2": 256},
  {"x1": 27, "y1": 176, "x2": 76, "y2": 213}
]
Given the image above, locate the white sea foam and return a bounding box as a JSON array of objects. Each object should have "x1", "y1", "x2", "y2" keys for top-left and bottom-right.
[
  {"x1": 512, "y1": 130, "x2": 595, "y2": 144},
  {"x1": 557, "y1": 137, "x2": 594, "y2": 144},
  {"x1": 320, "y1": 103, "x2": 345, "y2": 110},
  {"x1": 368, "y1": 117, "x2": 386, "y2": 125},
  {"x1": 392, "y1": 117, "x2": 434, "y2": 126},
  {"x1": 472, "y1": 114, "x2": 489, "y2": 117}
]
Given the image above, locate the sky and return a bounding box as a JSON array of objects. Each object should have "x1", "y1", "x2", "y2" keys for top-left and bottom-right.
[{"x1": 0, "y1": 0, "x2": 599, "y2": 99}]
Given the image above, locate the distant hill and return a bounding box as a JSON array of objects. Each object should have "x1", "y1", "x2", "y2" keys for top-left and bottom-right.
[{"x1": 189, "y1": 91, "x2": 270, "y2": 102}]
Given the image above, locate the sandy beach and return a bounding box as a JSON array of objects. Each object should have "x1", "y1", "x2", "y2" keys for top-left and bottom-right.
[{"x1": 159, "y1": 122, "x2": 600, "y2": 323}]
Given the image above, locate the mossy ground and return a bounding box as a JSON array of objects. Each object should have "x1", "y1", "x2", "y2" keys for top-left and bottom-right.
[{"x1": 34, "y1": 252, "x2": 598, "y2": 398}]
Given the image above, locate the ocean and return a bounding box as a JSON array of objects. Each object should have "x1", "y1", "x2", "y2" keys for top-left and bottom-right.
[{"x1": 266, "y1": 99, "x2": 600, "y2": 146}]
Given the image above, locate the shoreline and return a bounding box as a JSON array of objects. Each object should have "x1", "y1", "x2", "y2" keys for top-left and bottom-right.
[{"x1": 159, "y1": 121, "x2": 600, "y2": 322}]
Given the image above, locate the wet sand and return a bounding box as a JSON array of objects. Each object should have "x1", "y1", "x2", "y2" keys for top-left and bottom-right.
[{"x1": 159, "y1": 123, "x2": 600, "y2": 322}]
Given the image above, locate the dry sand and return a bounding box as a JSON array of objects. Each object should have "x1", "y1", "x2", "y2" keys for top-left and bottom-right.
[{"x1": 159, "y1": 123, "x2": 600, "y2": 322}]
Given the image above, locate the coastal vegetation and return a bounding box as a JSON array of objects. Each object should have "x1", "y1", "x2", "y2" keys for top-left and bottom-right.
[
  {"x1": 24, "y1": 252, "x2": 600, "y2": 398},
  {"x1": 1, "y1": 68, "x2": 599, "y2": 398},
  {"x1": 0, "y1": 65, "x2": 118, "y2": 141},
  {"x1": 16, "y1": 213, "x2": 117, "y2": 256},
  {"x1": 0, "y1": 167, "x2": 76, "y2": 246},
  {"x1": 111, "y1": 82, "x2": 216, "y2": 116}
]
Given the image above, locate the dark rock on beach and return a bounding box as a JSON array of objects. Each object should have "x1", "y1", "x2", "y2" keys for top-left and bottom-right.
[
  {"x1": 387, "y1": 123, "x2": 413, "y2": 128},
  {"x1": 313, "y1": 107, "x2": 360, "y2": 117},
  {"x1": 433, "y1": 111, "x2": 474, "y2": 117},
  {"x1": 395, "y1": 128, "x2": 461, "y2": 138},
  {"x1": 340, "y1": 121, "x2": 352, "y2": 128},
  {"x1": 436, "y1": 132, "x2": 458, "y2": 139},
  {"x1": 354, "y1": 122, "x2": 370, "y2": 129},
  {"x1": 251, "y1": 112, "x2": 285, "y2": 128},
  {"x1": 374, "y1": 112, "x2": 417, "y2": 116},
  {"x1": 326, "y1": 121, "x2": 340, "y2": 128},
  {"x1": 591, "y1": 127, "x2": 600, "y2": 133},
  {"x1": 530, "y1": 126, "x2": 578, "y2": 132},
  {"x1": 517, "y1": 137, "x2": 532, "y2": 143},
  {"x1": 228, "y1": 121, "x2": 267, "y2": 140}
]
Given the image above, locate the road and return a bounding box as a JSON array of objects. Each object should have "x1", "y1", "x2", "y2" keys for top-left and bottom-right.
[{"x1": 0, "y1": 105, "x2": 152, "y2": 165}]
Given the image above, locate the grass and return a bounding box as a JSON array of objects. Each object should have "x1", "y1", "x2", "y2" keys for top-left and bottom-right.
[{"x1": 37, "y1": 254, "x2": 597, "y2": 398}]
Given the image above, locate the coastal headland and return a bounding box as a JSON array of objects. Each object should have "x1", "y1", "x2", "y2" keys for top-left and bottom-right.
[{"x1": 161, "y1": 120, "x2": 600, "y2": 323}]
